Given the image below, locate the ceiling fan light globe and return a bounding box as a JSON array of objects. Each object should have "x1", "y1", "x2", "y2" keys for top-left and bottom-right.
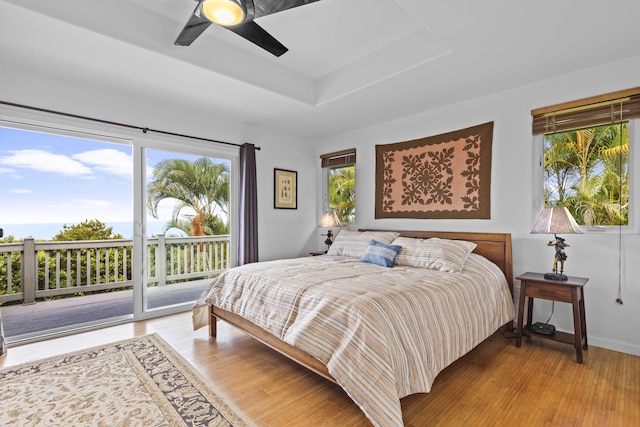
[{"x1": 201, "y1": 0, "x2": 245, "y2": 26}]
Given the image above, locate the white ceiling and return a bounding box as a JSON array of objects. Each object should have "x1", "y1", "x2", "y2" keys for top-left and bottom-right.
[{"x1": 2, "y1": 0, "x2": 640, "y2": 140}]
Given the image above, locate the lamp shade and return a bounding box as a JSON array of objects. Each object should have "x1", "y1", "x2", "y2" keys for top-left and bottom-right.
[
  {"x1": 531, "y1": 206, "x2": 582, "y2": 235},
  {"x1": 318, "y1": 210, "x2": 341, "y2": 228}
]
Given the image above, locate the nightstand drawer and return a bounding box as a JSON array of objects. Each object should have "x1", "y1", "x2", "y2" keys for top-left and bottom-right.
[{"x1": 525, "y1": 282, "x2": 572, "y2": 302}]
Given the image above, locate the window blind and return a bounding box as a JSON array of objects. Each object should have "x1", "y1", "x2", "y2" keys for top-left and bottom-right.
[
  {"x1": 320, "y1": 148, "x2": 356, "y2": 168},
  {"x1": 531, "y1": 87, "x2": 640, "y2": 135}
]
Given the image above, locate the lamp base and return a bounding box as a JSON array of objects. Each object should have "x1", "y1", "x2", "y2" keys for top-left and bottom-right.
[{"x1": 544, "y1": 272, "x2": 568, "y2": 281}]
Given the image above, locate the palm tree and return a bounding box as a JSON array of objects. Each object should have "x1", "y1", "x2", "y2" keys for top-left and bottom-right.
[
  {"x1": 543, "y1": 123, "x2": 628, "y2": 226},
  {"x1": 586, "y1": 123, "x2": 629, "y2": 225},
  {"x1": 147, "y1": 158, "x2": 230, "y2": 236},
  {"x1": 329, "y1": 166, "x2": 355, "y2": 223},
  {"x1": 543, "y1": 133, "x2": 578, "y2": 204}
]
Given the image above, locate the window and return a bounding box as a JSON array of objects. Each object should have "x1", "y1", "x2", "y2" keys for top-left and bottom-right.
[
  {"x1": 321, "y1": 149, "x2": 356, "y2": 224},
  {"x1": 543, "y1": 122, "x2": 629, "y2": 226},
  {"x1": 532, "y1": 88, "x2": 640, "y2": 231}
]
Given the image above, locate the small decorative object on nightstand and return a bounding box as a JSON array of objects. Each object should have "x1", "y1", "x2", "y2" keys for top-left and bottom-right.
[
  {"x1": 531, "y1": 206, "x2": 582, "y2": 281},
  {"x1": 318, "y1": 210, "x2": 341, "y2": 251},
  {"x1": 515, "y1": 272, "x2": 589, "y2": 363}
]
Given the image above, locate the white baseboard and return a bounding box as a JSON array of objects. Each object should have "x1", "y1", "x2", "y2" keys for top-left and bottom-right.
[{"x1": 588, "y1": 336, "x2": 640, "y2": 357}]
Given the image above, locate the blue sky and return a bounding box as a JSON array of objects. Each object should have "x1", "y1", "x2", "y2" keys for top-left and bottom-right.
[{"x1": 0, "y1": 125, "x2": 227, "y2": 238}]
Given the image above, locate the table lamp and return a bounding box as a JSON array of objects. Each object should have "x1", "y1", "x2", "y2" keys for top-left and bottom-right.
[
  {"x1": 318, "y1": 210, "x2": 341, "y2": 251},
  {"x1": 531, "y1": 206, "x2": 582, "y2": 280}
]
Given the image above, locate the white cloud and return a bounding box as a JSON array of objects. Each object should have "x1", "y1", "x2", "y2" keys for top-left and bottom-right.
[
  {"x1": 10, "y1": 189, "x2": 31, "y2": 194},
  {"x1": 49, "y1": 199, "x2": 113, "y2": 209},
  {"x1": 0, "y1": 149, "x2": 93, "y2": 176},
  {"x1": 79, "y1": 199, "x2": 113, "y2": 208},
  {"x1": 73, "y1": 149, "x2": 132, "y2": 179},
  {"x1": 0, "y1": 167, "x2": 23, "y2": 179},
  {"x1": 2, "y1": 197, "x2": 131, "y2": 224}
]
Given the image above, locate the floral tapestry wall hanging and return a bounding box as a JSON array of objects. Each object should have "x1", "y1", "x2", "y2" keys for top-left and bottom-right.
[{"x1": 375, "y1": 122, "x2": 493, "y2": 219}]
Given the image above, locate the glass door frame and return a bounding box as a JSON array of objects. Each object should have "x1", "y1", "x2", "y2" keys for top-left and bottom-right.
[{"x1": 131, "y1": 134, "x2": 239, "y2": 320}]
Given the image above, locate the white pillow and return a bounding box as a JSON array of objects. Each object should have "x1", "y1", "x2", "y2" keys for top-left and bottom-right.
[
  {"x1": 392, "y1": 237, "x2": 477, "y2": 272},
  {"x1": 327, "y1": 230, "x2": 401, "y2": 260}
]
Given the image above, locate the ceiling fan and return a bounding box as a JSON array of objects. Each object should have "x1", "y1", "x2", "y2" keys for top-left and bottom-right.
[{"x1": 174, "y1": 0, "x2": 321, "y2": 57}]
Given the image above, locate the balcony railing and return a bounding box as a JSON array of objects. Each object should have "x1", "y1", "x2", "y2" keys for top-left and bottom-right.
[{"x1": 0, "y1": 234, "x2": 230, "y2": 305}]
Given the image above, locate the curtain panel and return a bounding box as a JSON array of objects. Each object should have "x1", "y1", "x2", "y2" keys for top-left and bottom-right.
[{"x1": 238, "y1": 143, "x2": 258, "y2": 265}]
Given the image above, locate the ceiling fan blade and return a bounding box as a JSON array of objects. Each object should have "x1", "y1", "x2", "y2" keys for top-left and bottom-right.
[
  {"x1": 227, "y1": 21, "x2": 288, "y2": 57},
  {"x1": 174, "y1": 0, "x2": 321, "y2": 53},
  {"x1": 253, "y1": 0, "x2": 322, "y2": 19},
  {"x1": 174, "y1": 5, "x2": 212, "y2": 46}
]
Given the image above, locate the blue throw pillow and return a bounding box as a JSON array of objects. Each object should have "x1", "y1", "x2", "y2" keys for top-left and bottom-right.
[{"x1": 362, "y1": 239, "x2": 402, "y2": 267}]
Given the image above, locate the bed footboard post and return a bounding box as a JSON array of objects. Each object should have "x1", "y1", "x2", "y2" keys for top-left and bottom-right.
[{"x1": 209, "y1": 305, "x2": 217, "y2": 337}]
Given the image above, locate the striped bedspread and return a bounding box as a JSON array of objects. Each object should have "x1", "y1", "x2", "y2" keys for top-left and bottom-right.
[{"x1": 195, "y1": 253, "x2": 514, "y2": 427}]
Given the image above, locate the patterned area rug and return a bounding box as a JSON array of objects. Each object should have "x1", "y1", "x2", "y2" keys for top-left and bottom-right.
[{"x1": 0, "y1": 333, "x2": 254, "y2": 426}]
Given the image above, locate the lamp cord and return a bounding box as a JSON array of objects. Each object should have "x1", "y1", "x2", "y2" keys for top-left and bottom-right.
[
  {"x1": 616, "y1": 116, "x2": 624, "y2": 305},
  {"x1": 545, "y1": 301, "x2": 554, "y2": 324}
]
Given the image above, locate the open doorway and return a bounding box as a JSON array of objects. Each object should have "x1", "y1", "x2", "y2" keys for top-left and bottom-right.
[{"x1": 0, "y1": 124, "x2": 135, "y2": 339}]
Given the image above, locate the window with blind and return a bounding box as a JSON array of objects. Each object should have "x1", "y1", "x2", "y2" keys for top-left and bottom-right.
[
  {"x1": 531, "y1": 88, "x2": 640, "y2": 230},
  {"x1": 320, "y1": 149, "x2": 356, "y2": 224}
]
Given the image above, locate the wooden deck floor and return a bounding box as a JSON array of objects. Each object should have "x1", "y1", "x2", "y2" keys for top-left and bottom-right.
[{"x1": 0, "y1": 280, "x2": 209, "y2": 339}]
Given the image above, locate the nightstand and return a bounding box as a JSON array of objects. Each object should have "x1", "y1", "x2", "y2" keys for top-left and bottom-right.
[{"x1": 515, "y1": 272, "x2": 589, "y2": 363}]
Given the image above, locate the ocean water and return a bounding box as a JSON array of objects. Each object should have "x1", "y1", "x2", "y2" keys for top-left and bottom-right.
[{"x1": 1, "y1": 221, "x2": 167, "y2": 241}]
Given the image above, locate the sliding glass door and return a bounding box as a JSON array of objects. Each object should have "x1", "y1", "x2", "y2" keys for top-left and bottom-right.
[
  {"x1": 140, "y1": 148, "x2": 234, "y2": 313},
  {"x1": 0, "y1": 115, "x2": 238, "y2": 341},
  {"x1": 0, "y1": 123, "x2": 134, "y2": 339}
]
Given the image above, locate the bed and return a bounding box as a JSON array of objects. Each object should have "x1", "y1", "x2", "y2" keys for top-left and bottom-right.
[{"x1": 193, "y1": 230, "x2": 514, "y2": 427}]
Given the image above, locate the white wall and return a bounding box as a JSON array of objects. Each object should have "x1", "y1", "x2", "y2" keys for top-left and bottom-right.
[
  {"x1": 244, "y1": 126, "x2": 319, "y2": 261},
  {"x1": 317, "y1": 54, "x2": 640, "y2": 356}
]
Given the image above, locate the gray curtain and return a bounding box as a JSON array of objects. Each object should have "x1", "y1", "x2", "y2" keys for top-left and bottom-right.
[{"x1": 238, "y1": 143, "x2": 258, "y2": 265}]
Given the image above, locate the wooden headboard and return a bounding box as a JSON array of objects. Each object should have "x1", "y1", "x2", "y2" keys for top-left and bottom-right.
[{"x1": 359, "y1": 230, "x2": 514, "y2": 291}]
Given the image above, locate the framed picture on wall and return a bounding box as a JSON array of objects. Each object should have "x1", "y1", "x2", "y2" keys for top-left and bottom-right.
[{"x1": 274, "y1": 168, "x2": 297, "y2": 209}]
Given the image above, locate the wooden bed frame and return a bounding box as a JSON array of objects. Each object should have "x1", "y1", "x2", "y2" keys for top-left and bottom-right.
[{"x1": 208, "y1": 230, "x2": 513, "y2": 388}]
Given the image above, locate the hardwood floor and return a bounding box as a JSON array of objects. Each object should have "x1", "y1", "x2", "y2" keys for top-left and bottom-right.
[{"x1": 2, "y1": 312, "x2": 638, "y2": 426}]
